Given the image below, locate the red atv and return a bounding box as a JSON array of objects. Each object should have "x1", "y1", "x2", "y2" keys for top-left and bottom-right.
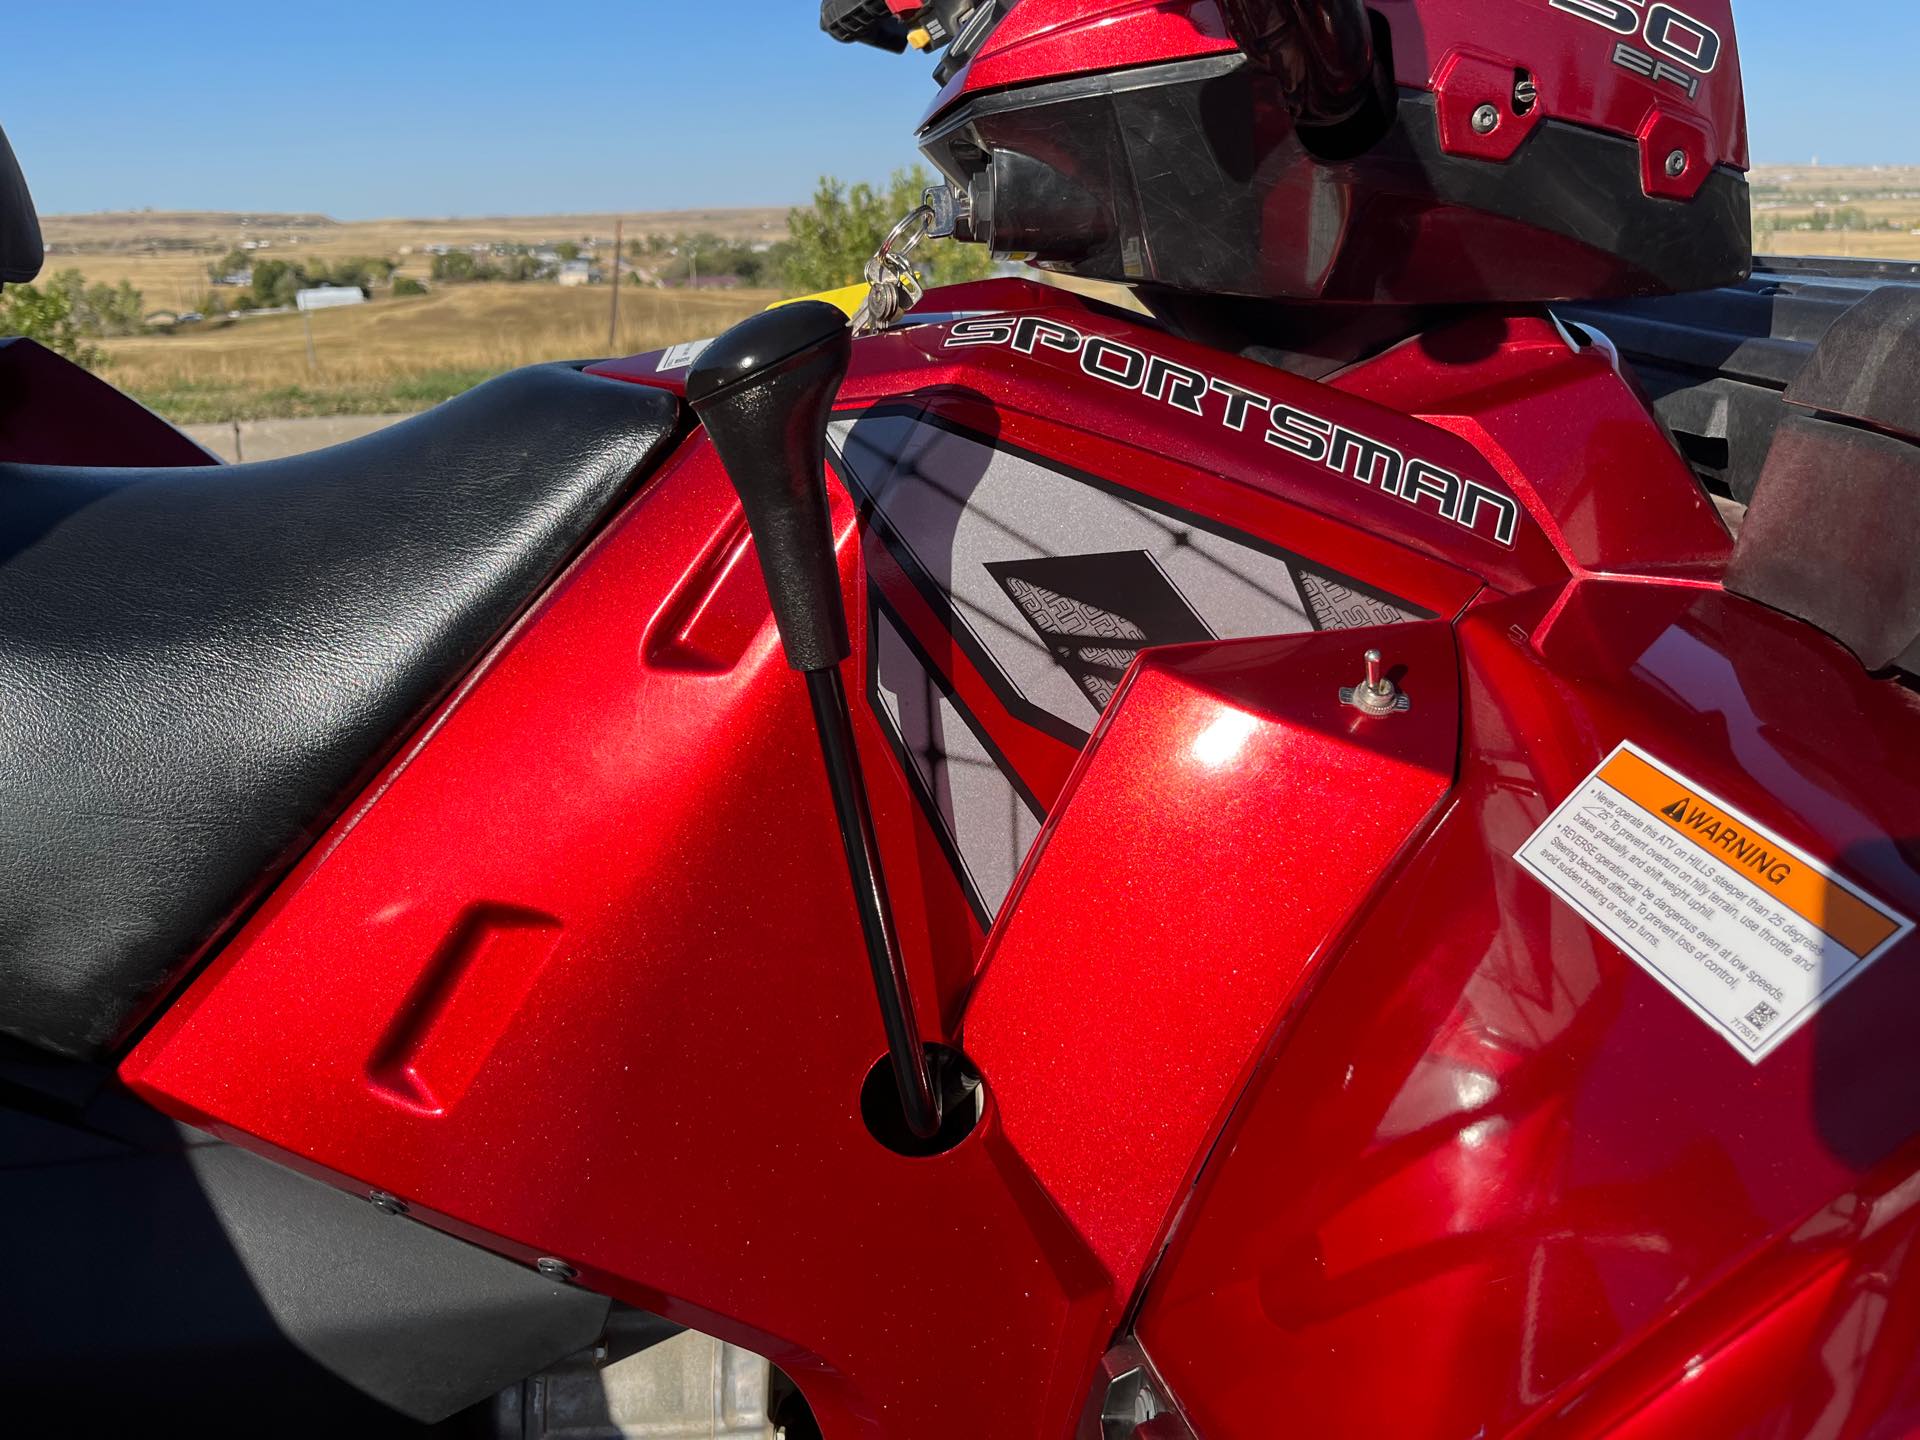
[{"x1": 7, "y1": 2, "x2": 1920, "y2": 1436}]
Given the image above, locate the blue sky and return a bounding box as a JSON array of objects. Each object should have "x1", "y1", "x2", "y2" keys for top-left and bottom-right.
[{"x1": 1, "y1": 0, "x2": 1912, "y2": 218}]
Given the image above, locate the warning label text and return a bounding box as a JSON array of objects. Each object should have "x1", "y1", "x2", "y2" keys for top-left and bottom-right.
[{"x1": 1515, "y1": 743, "x2": 1911, "y2": 1063}]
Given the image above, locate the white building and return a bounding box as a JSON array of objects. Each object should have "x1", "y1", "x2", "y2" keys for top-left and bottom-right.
[{"x1": 294, "y1": 285, "x2": 367, "y2": 312}]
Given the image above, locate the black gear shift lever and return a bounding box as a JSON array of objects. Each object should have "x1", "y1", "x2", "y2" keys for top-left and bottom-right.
[{"x1": 686, "y1": 302, "x2": 943, "y2": 1140}]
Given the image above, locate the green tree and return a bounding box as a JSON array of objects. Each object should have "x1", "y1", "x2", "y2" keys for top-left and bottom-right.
[
  {"x1": 206, "y1": 247, "x2": 250, "y2": 282},
  {"x1": 321, "y1": 255, "x2": 395, "y2": 290},
  {"x1": 391, "y1": 275, "x2": 428, "y2": 296},
  {"x1": 0, "y1": 272, "x2": 104, "y2": 366},
  {"x1": 657, "y1": 231, "x2": 762, "y2": 285},
  {"x1": 733, "y1": 249, "x2": 771, "y2": 285},
  {"x1": 555, "y1": 240, "x2": 581, "y2": 262},
  {"x1": 249, "y1": 257, "x2": 303, "y2": 307},
  {"x1": 71, "y1": 276, "x2": 147, "y2": 336},
  {"x1": 754, "y1": 240, "x2": 794, "y2": 285},
  {"x1": 498, "y1": 252, "x2": 542, "y2": 282},
  {"x1": 429, "y1": 250, "x2": 511, "y2": 283},
  {"x1": 783, "y1": 176, "x2": 888, "y2": 292},
  {"x1": 24, "y1": 272, "x2": 149, "y2": 337},
  {"x1": 781, "y1": 166, "x2": 994, "y2": 294}
]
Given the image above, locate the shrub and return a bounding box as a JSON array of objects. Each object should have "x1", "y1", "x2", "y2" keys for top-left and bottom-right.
[{"x1": 0, "y1": 270, "x2": 107, "y2": 365}]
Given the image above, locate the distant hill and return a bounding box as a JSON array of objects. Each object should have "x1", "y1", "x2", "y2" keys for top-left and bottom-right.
[
  {"x1": 1750, "y1": 163, "x2": 1920, "y2": 193},
  {"x1": 40, "y1": 207, "x2": 791, "y2": 256},
  {"x1": 1749, "y1": 164, "x2": 1920, "y2": 261}
]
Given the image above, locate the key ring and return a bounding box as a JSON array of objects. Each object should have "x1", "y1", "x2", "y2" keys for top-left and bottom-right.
[
  {"x1": 875, "y1": 204, "x2": 936, "y2": 268},
  {"x1": 853, "y1": 202, "x2": 938, "y2": 337}
]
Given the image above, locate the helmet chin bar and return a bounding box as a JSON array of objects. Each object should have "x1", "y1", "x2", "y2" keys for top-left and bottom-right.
[{"x1": 919, "y1": 49, "x2": 1749, "y2": 305}]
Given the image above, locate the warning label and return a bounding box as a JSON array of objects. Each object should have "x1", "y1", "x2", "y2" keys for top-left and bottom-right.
[
  {"x1": 655, "y1": 338, "x2": 713, "y2": 373},
  {"x1": 1516, "y1": 742, "x2": 1912, "y2": 1064}
]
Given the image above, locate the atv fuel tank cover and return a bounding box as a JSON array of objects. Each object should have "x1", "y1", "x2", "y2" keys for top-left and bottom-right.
[
  {"x1": 1516, "y1": 741, "x2": 1914, "y2": 1064},
  {"x1": 942, "y1": 315, "x2": 1522, "y2": 546}
]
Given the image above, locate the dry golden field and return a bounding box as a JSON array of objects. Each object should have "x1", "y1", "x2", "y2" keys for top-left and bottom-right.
[
  {"x1": 33, "y1": 208, "x2": 785, "y2": 420},
  {"x1": 98, "y1": 283, "x2": 776, "y2": 422}
]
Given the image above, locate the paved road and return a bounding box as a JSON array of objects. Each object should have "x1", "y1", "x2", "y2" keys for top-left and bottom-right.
[{"x1": 180, "y1": 413, "x2": 410, "y2": 462}]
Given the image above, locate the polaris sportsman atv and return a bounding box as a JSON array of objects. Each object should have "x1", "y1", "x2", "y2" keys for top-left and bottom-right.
[{"x1": 6, "y1": 2, "x2": 1920, "y2": 1436}]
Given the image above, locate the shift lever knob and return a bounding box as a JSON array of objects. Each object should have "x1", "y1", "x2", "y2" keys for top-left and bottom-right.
[
  {"x1": 686, "y1": 302, "x2": 854, "y2": 673},
  {"x1": 686, "y1": 302, "x2": 950, "y2": 1145}
]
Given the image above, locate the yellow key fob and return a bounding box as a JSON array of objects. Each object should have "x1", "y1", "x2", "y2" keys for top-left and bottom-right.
[{"x1": 766, "y1": 283, "x2": 872, "y2": 319}]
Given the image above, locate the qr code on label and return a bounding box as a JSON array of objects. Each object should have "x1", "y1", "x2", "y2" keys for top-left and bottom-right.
[{"x1": 1744, "y1": 1001, "x2": 1780, "y2": 1031}]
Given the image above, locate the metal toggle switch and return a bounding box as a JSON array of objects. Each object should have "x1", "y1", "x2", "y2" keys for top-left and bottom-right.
[{"x1": 1341, "y1": 647, "x2": 1410, "y2": 716}]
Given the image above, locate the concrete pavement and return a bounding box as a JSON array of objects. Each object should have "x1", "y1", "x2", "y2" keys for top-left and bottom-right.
[{"x1": 180, "y1": 413, "x2": 410, "y2": 462}]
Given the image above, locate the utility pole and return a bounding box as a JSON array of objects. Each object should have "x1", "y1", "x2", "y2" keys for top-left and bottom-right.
[
  {"x1": 608, "y1": 215, "x2": 623, "y2": 350},
  {"x1": 300, "y1": 303, "x2": 317, "y2": 373}
]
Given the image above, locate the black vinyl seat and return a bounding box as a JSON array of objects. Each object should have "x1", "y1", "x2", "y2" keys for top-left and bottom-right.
[{"x1": 0, "y1": 361, "x2": 680, "y2": 1058}]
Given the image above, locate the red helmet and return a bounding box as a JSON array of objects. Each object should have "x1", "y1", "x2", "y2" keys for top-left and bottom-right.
[{"x1": 831, "y1": 0, "x2": 1750, "y2": 302}]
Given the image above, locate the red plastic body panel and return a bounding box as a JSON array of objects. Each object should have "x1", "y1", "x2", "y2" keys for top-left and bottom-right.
[
  {"x1": 1433, "y1": 48, "x2": 1547, "y2": 162},
  {"x1": 119, "y1": 277, "x2": 1920, "y2": 1438},
  {"x1": 1384, "y1": 0, "x2": 1749, "y2": 173},
  {"x1": 926, "y1": 0, "x2": 1236, "y2": 116},
  {"x1": 1137, "y1": 581, "x2": 1920, "y2": 1440},
  {"x1": 0, "y1": 336, "x2": 217, "y2": 466},
  {"x1": 123, "y1": 434, "x2": 1113, "y2": 1437},
  {"x1": 967, "y1": 623, "x2": 1458, "y2": 1300},
  {"x1": 1330, "y1": 311, "x2": 1732, "y2": 579},
  {"x1": 931, "y1": 0, "x2": 1748, "y2": 173},
  {"x1": 602, "y1": 286, "x2": 1545, "y2": 610}
]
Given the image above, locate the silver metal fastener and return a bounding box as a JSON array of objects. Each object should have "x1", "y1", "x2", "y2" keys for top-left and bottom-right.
[
  {"x1": 1342, "y1": 648, "x2": 1411, "y2": 716},
  {"x1": 1471, "y1": 104, "x2": 1501, "y2": 135},
  {"x1": 1665, "y1": 149, "x2": 1689, "y2": 177},
  {"x1": 368, "y1": 1190, "x2": 408, "y2": 1216},
  {"x1": 536, "y1": 1257, "x2": 579, "y2": 1282}
]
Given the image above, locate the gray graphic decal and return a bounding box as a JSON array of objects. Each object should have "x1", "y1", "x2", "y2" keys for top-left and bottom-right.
[
  {"x1": 870, "y1": 604, "x2": 1044, "y2": 924},
  {"x1": 831, "y1": 410, "x2": 1398, "y2": 741},
  {"x1": 834, "y1": 408, "x2": 1425, "y2": 921},
  {"x1": 986, "y1": 550, "x2": 1213, "y2": 711},
  {"x1": 1296, "y1": 566, "x2": 1418, "y2": 630}
]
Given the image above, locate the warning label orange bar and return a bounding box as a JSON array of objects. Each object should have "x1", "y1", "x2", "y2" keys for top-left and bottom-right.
[
  {"x1": 1517, "y1": 741, "x2": 1914, "y2": 1063},
  {"x1": 1598, "y1": 749, "x2": 1899, "y2": 959}
]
